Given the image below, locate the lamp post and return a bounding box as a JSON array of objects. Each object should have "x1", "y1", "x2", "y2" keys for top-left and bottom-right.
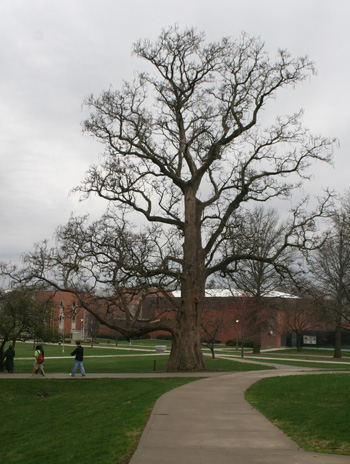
[
  {"x1": 62, "y1": 314, "x2": 65, "y2": 353},
  {"x1": 59, "y1": 301, "x2": 65, "y2": 352},
  {"x1": 235, "y1": 320, "x2": 239, "y2": 350},
  {"x1": 81, "y1": 318, "x2": 84, "y2": 341}
]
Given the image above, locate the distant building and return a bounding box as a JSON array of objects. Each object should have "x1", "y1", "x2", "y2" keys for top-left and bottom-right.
[
  {"x1": 36, "y1": 289, "x2": 349, "y2": 348},
  {"x1": 36, "y1": 291, "x2": 87, "y2": 340}
]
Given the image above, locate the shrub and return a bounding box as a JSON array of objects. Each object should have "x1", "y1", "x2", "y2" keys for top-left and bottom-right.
[
  {"x1": 131, "y1": 334, "x2": 151, "y2": 340},
  {"x1": 98, "y1": 333, "x2": 126, "y2": 341},
  {"x1": 225, "y1": 339, "x2": 236, "y2": 346},
  {"x1": 155, "y1": 334, "x2": 172, "y2": 340},
  {"x1": 244, "y1": 340, "x2": 255, "y2": 348},
  {"x1": 225, "y1": 339, "x2": 254, "y2": 348},
  {"x1": 201, "y1": 339, "x2": 221, "y2": 344},
  {"x1": 34, "y1": 327, "x2": 61, "y2": 343}
]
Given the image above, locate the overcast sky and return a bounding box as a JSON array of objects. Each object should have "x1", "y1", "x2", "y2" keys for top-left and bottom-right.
[{"x1": 1, "y1": 0, "x2": 349, "y2": 264}]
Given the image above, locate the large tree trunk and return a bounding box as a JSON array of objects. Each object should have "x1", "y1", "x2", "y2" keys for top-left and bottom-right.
[
  {"x1": 166, "y1": 324, "x2": 206, "y2": 371},
  {"x1": 253, "y1": 338, "x2": 261, "y2": 354},
  {"x1": 166, "y1": 188, "x2": 207, "y2": 372}
]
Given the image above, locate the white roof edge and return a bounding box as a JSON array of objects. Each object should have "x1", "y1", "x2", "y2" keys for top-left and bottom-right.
[{"x1": 172, "y1": 289, "x2": 298, "y2": 299}]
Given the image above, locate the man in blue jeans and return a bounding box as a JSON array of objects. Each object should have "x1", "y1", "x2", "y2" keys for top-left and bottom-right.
[{"x1": 70, "y1": 341, "x2": 86, "y2": 377}]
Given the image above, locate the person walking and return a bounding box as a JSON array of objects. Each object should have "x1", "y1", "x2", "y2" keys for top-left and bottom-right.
[
  {"x1": 32, "y1": 345, "x2": 45, "y2": 376},
  {"x1": 70, "y1": 341, "x2": 86, "y2": 377},
  {"x1": 4, "y1": 345, "x2": 15, "y2": 373}
]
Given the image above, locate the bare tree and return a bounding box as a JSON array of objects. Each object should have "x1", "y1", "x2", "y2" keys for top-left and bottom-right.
[
  {"x1": 224, "y1": 208, "x2": 294, "y2": 293},
  {"x1": 85, "y1": 312, "x2": 100, "y2": 347},
  {"x1": 308, "y1": 194, "x2": 350, "y2": 358},
  {"x1": 0, "y1": 286, "x2": 53, "y2": 371},
  {"x1": 281, "y1": 294, "x2": 318, "y2": 351},
  {"x1": 221, "y1": 206, "x2": 298, "y2": 352},
  {"x1": 231, "y1": 296, "x2": 269, "y2": 358},
  {"x1": 16, "y1": 26, "x2": 334, "y2": 371},
  {"x1": 201, "y1": 307, "x2": 226, "y2": 359}
]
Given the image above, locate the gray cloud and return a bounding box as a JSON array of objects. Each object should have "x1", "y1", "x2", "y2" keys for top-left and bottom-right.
[{"x1": 1, "y1": 0, "x2": 349, "y2": 263}]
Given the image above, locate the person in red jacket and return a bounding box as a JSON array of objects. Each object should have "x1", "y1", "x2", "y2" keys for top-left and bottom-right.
[{"x1": 32, "y1": 345, "x2": 45, "y2": 376}]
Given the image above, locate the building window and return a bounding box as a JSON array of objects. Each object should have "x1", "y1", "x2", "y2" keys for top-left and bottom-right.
[{"x1": 128, "y1": 304, "x2": 136, "y2": 317}]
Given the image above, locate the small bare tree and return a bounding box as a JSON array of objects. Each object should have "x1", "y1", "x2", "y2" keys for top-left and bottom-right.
[
  {"x1": 200, "y1": 308, "x2": 226, "y2": 359},
  {"x1": 222, "y1": 206, "x2": 300, "y2": 352},
  {"x1": 232, "y1": 297, "x2": 269, "y2": 358},
  {"x1": 281, "y1": 295, "x2": 318, "y2": 351},
  {"x1": 0, "y1": 286, "x2": 53, "y2": 371}
]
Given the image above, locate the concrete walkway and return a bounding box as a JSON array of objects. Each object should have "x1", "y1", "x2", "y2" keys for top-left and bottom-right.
[{"x1": 129, "y1": 367, "x2": 350, "y2": 464}]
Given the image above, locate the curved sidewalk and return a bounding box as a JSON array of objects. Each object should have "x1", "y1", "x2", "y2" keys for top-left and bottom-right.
[{"x1": 130, "y1": 368, "x2": 350, "y2": 464}]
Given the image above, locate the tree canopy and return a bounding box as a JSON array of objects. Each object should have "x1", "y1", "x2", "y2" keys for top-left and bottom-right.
[{"x1": 6, "y1": 26, "x2": 335, "y2": 371}]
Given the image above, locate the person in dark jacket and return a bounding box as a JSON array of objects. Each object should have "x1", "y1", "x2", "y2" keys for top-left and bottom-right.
[
  {"x1": 70, "y1": 341, "x2": 86, "y2": 377},
  {"x1": 4, "y1": 345, "x2": 15, "y2": 373}
]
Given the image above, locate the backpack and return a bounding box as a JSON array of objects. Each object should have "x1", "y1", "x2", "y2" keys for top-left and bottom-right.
[{"x1": 37, "y1": 352, "x2": 44, "y2": 364}]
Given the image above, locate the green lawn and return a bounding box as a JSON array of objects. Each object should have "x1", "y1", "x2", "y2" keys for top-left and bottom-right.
[
  {"x1": 8, "y1": 342, "x2": 350, "y2": 372},
  {"x1": 254, "y1": 348, "x2": 350, "y2": 358},
  {"x1": 0, "y1": 377, "x2": 197, "y2": 464},
  {"x1": 7, "y1": 341, "x2": 272, "y2": 374},
  {"x1": 13, "y1": 353, "x2": 272, "y2": 374},
  {"x1": 113, "y1": 338, "x2": 173, "y2": 348},
  {"x1": 246, "y1": 359, "x2": 350, "y2": 370},
  {"x1": 245, "y1": 373, "x2": 350, "y2": 455},
  {"x1": 217, "y1": 347, "x2": 350, "y2": 370},
  {"x1": 0, "y1": 342, "x2": 270, "y2": 464},
  {"x1": 2, "y1": 343, "x2": 350, "y2": 461},
  {"x1": 9, "y1": 342, "x2": 156, "y2": 357}
]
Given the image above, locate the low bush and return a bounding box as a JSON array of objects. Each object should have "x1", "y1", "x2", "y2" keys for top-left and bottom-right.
[
  {"x1": 155, "y1": 334, "x2": 172, "y2": 340},
  {"x1": 225, "y1": 339, "x2": 237, "y2": 346},
  {"x1": 131, "y1": 334, "x2": 151, "y2": 340},
  {"x1": 225, "y1": 339, "x2": 254, "y2": 348},
  {"x1": 201, "y1": 339, "x2": 221, "y2": 344},
  {"x1": 98, "y1": 333, "x2": 122, "y2": 340},
  {"x1": 34, "y1": 327, "x2": 61, "y2": 343}
]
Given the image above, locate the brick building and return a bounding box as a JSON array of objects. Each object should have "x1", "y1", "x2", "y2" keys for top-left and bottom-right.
[
  {"x1": 141, "y1": 289, "x2": 298, "y2": 348},
  {"x1": 37, "y1": 289, "x2": 347, "y2": 348},
  {"x1": 36, "y1": 291, "x2": 87, "y2": 340}
]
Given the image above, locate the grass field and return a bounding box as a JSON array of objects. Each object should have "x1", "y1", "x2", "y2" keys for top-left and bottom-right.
[
  {"x1": 4, "y1": 341, "x2": 350, "y2": 373},
  {"x1": 263, "y1": 348, "x2": 350, "y2": 357},
  {"x1": 2, "y1": 342, "x2": 350, "y2": 461},
  {"x1": 245, "y1": 373, "x2": 350, "y2": 455},
  {"x1": 13, "y1": 352, "x2": 273, "y2": 374},
  {"x1": 0, "y1": 340, "x2": 271, "y2": 464},
  {"x1": 245, "y1": 359, "x2": 350, "y2": 370},
  {"x1": 8, "y1": 341, "x2": 157, "y2": 357},
  {"x1": 218, "y1": 346, "x2": 350, "y2": 370},
  {"x1": 0, "y1": 377, "x2": 197, "y2": 464},
  {"x1": 7, "y1": 341, "x2": 273, "y2": 374},
  {"x1": 241, "y1": 348, "x2": 350, "y2": 359}
]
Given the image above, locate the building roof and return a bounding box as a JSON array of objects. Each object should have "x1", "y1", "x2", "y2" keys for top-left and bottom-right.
[{"x1": 171, "y1": 289, "x2": 297, "y2": 299}]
